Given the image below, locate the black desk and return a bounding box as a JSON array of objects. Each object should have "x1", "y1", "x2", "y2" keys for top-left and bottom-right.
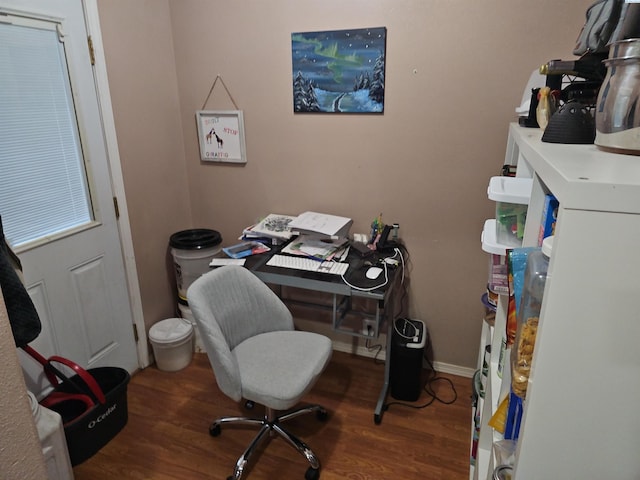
[{"x1": 245, "y1": 246, "x2": 402, "y2": 424}]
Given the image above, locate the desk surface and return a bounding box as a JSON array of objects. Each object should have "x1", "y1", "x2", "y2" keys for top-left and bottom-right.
[{"x1": 245, "y1": 243, "x2": 398, "y2": 299}]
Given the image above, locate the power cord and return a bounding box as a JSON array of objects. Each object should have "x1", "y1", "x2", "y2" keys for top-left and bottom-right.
[
  {"x1": 340, "y1": 247, "x2": 406, "y2": 292},
  {"x1": 340, "y1": 260, "x2": 389, "y2": 291},
  {"x1": 362, "y1": 247, "x2": 409, "y2": 364},
  {"x1": 365, "y1": 337, "x2": 384, "y2": 365}
]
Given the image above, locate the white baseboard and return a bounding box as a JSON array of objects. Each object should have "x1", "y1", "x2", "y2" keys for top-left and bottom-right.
[
  {"x1": 293, "y1": 317, "x2": 474, "y2": 379},
  {"x1": 434, "y1": 362, "x2": 475, "y2": 378},
  {"x1": 330, "y1": 335, "x2": 387, "y2": 360}
]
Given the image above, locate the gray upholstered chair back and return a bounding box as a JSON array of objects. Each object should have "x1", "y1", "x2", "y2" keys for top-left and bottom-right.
[{"x1": 186, "y1": 265, "x2": 294, "y2": 401}]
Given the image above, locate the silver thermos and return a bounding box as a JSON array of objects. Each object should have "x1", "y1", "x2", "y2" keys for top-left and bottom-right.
[{"x1": 595, "y1": 2, "x2": 640, "y2": 153}]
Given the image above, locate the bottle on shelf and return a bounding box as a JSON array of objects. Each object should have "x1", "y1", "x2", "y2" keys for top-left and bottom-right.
[
  {"x1": 511, "y1": 236, "x2": 553, "y2": 399},
  {"x1": 536, "y1": 86, "x2": 554, "y2": 131}
]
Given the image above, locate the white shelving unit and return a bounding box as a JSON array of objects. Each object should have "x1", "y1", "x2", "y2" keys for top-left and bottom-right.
[
  {"x1": 471, "y1": 221, "x2": 514, "y2": 479},
  {"x1": 471, "y1": 292, "x2": 510, "y2": 480},
  {"x1": 471, "y1": 123, "x2": 640, "y2": 479}
]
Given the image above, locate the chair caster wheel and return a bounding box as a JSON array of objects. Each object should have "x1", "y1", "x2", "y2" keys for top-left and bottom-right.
[
  {"x1": 305, "y1": 467, "x2": 320, "y2": 480},
  {"x1": 209, "y1": 423, "x2": 221, "y2": 437},
  {"x1": 316, "y1": 409, "x2": 328, "y2": 422}
]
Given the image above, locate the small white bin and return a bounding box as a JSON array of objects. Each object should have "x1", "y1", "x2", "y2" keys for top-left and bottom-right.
[{"x1": 149, "y1": 318, "x2": 194, "y2": 372}]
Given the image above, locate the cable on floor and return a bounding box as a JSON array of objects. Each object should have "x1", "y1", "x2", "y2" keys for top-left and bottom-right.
[{"x1": 365, "y1": 337, "x2": 384, "y2": 364}]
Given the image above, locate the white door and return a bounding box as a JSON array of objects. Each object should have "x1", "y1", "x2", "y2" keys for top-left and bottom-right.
[{"x1": 0, "y1": 0, "x2": 139, "y2": 394}]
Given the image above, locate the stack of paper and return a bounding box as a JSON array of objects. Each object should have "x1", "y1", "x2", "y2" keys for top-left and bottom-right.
[
  {"x1": 282, "y1": 234, "x2": 349, "y2": 261},
  {"x1": 288, "y1": 211, "x2": 353, "y2": 239},
  {"x1": 242, "y1": 214, "x2": 297, "y2": 245}
]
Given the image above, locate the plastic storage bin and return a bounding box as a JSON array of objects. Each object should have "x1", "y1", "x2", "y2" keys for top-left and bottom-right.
[
  {"x1": 481, "y1": 219, "x2": 509, "y2": 295},
  {"x1": 488, "y1": 176, "x2": 533, "y2": 247},
  {"x1": 149, "y1": 318, "x2": 194, "y2": 372}
]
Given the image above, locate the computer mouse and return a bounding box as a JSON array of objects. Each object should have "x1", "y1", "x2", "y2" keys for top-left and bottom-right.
[{"x1": 366, "y1": 266, "x2": 383, "y2": 280}]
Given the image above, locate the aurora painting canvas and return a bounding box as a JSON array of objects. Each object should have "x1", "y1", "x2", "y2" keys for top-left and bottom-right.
[{"x1": 291, "y1": 27, "x2": 386, "y2": 113}]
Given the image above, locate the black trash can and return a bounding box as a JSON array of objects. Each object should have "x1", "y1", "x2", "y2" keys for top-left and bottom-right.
[{"x1": 390, "y1": 318, "x2": 426, "y2": 401}]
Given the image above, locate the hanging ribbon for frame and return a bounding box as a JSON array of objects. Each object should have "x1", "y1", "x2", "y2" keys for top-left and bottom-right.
[
  {"x1": 196, "y1": 75, "x2": 247, "y2": 164},
  {"x1": 201, "y1": 74, "x2": 239, "y2": 110}
]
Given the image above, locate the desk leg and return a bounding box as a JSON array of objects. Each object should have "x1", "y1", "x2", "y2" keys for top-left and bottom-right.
[
  {"x1": 374, "y1": 303, "x2": 392, "y2": 425},
  {"x1": 332, "y1": 293, "x2": 337, "y2": 328}
]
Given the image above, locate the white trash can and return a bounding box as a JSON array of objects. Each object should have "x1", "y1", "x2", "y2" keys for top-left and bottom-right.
[
  {"x1": 149, "y1": 318, "x2": 194, "y2": 372},
  {"x1": 170, "y1": 229, "x2": 222, "y2": 303}
]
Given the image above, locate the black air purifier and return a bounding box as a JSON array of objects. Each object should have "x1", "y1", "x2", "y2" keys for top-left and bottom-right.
[{"x1": 390, "y1": 318, "x2": 426, "y2": 401}]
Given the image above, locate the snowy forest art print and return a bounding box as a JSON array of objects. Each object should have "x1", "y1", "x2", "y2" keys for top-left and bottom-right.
[{"x1": 291, "y1": 27, "x2": 386, "y2": 113}]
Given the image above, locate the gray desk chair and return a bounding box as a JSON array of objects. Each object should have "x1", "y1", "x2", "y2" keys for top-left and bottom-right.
[{"x1": 187, "y1": 265, "x2": 333, "y2": 480}]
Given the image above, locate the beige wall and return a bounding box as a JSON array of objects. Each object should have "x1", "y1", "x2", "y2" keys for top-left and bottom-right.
[
  {"x1": 98, "y1": 0, "x2": 190, "y2": 329},
  {"x1": 97, "y1": 0, "x2": 590, "y2": 369},
  {"x1": 0, "y1": 296, "x2": 47, "y2": 479}
]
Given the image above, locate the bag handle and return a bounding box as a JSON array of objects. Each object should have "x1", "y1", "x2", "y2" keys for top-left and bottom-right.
[
  {"x1": 21, "y1": 345, "x2": 106, "y2": 404},
  {"x1": 21, "y1": 345, "x2": 59, "y2": 385},
  {"x1": 41, "y1": 391, "x2": 95, "y2": 409},
  {"x1": 46, "y1": 355, "x2": 106, "y2": 404}
]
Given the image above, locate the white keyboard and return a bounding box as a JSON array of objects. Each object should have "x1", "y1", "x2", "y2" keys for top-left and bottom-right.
[
  {"x1": 267, "y1": 254, "x2": 349, "y2": 275},
  {"x1": 209, "y1": 258, "x2": 246, "y2": 267}
]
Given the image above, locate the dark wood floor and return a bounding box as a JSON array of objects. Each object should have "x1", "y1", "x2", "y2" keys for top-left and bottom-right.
[{"x1": 73, "y1": 351, "x2": 472, "y2": 480}]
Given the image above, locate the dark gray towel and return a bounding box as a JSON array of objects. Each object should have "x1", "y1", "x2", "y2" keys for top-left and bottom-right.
[{"x1": 0, "y1": 217, "x2": 41, "y2": 347}]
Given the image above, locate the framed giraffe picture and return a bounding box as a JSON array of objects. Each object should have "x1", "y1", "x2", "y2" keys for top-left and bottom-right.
[{"x1": 195, "y1": 110, "x2": 247, "y2": 163}]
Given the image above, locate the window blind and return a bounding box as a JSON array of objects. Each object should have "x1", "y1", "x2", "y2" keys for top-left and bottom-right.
[{"x1": 0, "y1": 16, "x2": 92, "y2": 247}]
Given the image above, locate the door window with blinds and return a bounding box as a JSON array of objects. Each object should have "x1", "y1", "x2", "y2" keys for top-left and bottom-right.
[{"x1": 0, "y1": 13, "x2": 93, "y2": 249}]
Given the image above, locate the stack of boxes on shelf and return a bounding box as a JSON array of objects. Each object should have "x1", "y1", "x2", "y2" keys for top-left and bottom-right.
[
  {"x1": 484, "y1": 176, "x2": 533, "y2": 297},
  {"x1": 472, "y1": 171, "x2": 558, "y2": 479}
]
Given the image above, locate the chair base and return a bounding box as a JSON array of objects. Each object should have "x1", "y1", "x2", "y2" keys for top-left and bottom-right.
[{"x1": 209, "y1": 404, "x2": 328, "y2": 480}]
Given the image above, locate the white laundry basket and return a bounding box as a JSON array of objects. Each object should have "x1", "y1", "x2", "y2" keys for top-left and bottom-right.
[{"x1": 149, "y1": 318, "x2": 194, "y2": 372}]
